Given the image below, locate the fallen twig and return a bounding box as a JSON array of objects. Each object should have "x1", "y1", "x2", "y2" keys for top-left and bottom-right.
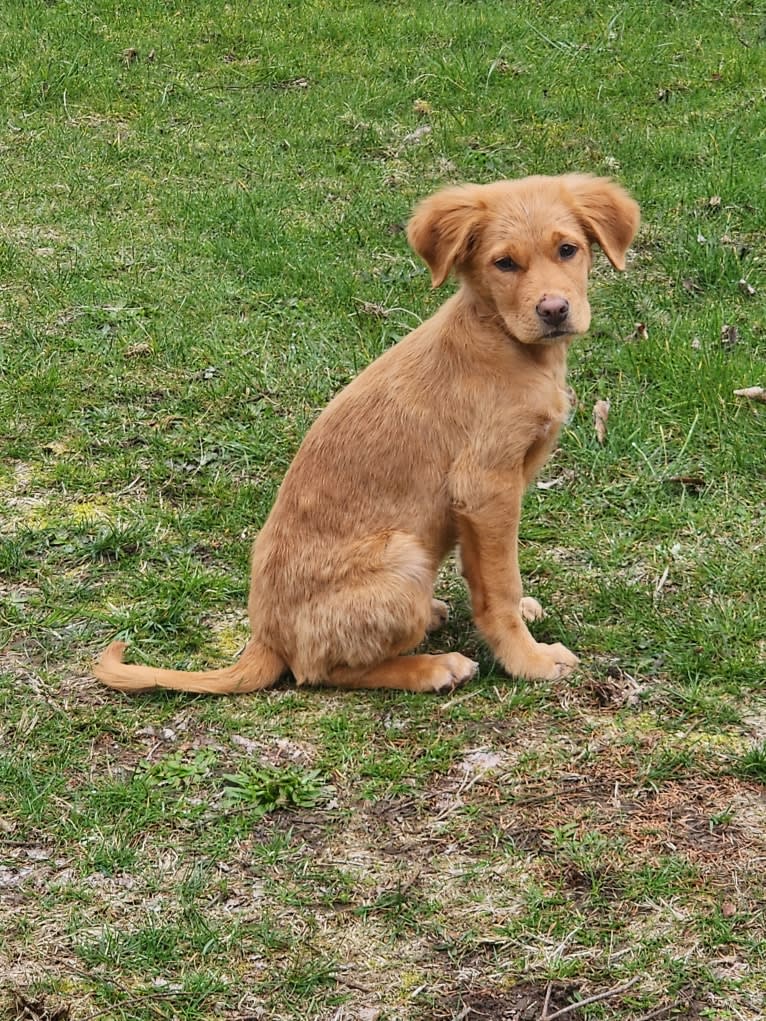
[
  {"x1": 335, "y1": 974, "x2": 374, "y2": 993},
  {"x1": 653, "y1": 565, "x2": 670, "y2": 602},
  {"x1": 542, "y1": 982, "x2": 553, "y2": 1017},
  {"x1": 633, "y1": 1006, "x2": 676, "y2": 1021},
  {"x1": 452, "y1": 1006, "x2": 473, "y2": 1021},
  {"x1": 542, "y1": 975, "x2": 640, "y2": 1019}
]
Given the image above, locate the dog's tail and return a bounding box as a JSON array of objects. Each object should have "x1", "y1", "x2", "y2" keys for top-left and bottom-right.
[{"x1": 94, "y1": 639, "x2": 286, "y2": 695}]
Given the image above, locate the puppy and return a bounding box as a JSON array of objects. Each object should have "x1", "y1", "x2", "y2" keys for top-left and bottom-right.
[{"x1": 96, "y1": 174, "x2": 639, "y2": 696}]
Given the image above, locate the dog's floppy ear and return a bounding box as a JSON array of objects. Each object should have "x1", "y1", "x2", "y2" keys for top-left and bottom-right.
[
  {"x1": 562, "y1": 175, "x2": 640, "y2": 271},
  {"x1": 407, "y1": 185, "x2": 486, "y2": 287}
]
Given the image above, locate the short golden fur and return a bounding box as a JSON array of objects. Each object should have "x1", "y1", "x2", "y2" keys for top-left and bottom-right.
[{"x1": 96, "y1": 174, "x2": 639, "y2": 696}]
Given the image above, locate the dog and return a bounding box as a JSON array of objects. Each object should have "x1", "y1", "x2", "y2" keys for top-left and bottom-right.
[{"x1": 96, "y1": 174, "x2": 639, "y2": 696}]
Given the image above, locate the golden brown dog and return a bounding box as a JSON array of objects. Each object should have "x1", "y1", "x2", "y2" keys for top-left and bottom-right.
[{"x1": 96, "y1": 174, "x2": 639, "y2": 696}]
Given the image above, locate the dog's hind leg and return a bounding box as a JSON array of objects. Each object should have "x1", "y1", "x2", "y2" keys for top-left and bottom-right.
[
  {"x1": 289, "y1": 532, "x2": 473, "y2": 692},
  {"x1": 327, "y1": 652, "x2": 477, "y2": 694}
]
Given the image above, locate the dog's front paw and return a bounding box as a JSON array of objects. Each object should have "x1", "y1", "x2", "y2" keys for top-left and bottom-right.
[
  {"x1": 543, "y1": 642, "x2": 579, "y2": 679},
  {"x1": 503, "y1": 640, "x2": 578, "y2": 682}
]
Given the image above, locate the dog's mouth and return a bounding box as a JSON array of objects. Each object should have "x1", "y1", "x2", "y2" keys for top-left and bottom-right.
[
  {"x1": 534, "y1": 326, "x2": 579, "y2": 344},
  {"x1": 495, "y1": 315, "x2": 583, "y2": 347}
]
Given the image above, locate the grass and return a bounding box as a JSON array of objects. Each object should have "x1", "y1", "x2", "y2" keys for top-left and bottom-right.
[{"x1": 1, "y1": 0, "x2": 765, "y2": 1018}]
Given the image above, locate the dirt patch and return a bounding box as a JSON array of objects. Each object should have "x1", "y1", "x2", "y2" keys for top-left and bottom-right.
[
  {"x1": 487, "y1": 746, "x2": 766, "y2": 871},
  {"x1": 440, "y1": 982, "x2": 579, "y2": 1020},
  {"x1": 1, "y1": 987, "x2": 71, "y2": 1021},
  {"x1": 619, "y1": 777, "x2": 766, "y2": 871},
  {"x1": 439, "y1": 981, "x2": 712, "y2": 1020},
  {"x1": 246, "y1": 804, "x2": 342, "y2": 852}
]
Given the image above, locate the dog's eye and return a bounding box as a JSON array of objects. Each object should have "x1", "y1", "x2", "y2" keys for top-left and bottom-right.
[
  {"x1": 559, "y1": 243, "x2": 578, "y2": 260},
  {"x1": 494, "y1": 256, "x2": 518, "y2": 272}
]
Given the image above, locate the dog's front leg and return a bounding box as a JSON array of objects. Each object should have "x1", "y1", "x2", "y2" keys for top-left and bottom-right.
[{"x1": 455, "y1": 475, "x2": 578, "y2": 682}]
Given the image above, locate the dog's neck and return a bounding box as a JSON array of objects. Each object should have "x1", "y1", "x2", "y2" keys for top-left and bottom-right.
[{"x1": 451, "y1": 291, "x2": 571, "y2": 383}]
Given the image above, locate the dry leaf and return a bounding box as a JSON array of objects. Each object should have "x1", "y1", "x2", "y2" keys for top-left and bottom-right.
[
  {"x1": 720, "y1": 324, "x2": 738, "y2": 348},
  {"x1": 709, "y1": 195, "x2": 722, "y2": 207},
  {"x1": 356, "y1": 301, "x2": 390, "y2": 318},
  {"x1": 44, "y1": 440, "x2": 70, "y2": 456},
  {"x1": 125, "y1": 341, "x2": 152, "y2": 357},
  {"x1": 402, "y1": 124, "x2": 432, "y2": 145},
  {"x1": 738, "y1": 278, "x2": 756, "y2": 297},
  {"x1": 733, "y1": 386, "x2": 766, "y2": 402},
  {"x1": 593, "y1": 399, "x2": 610, "y2": 444},
  {"x1": 721, "y1": 901, "x2": 736, "y2": 918},
  {"x1": 489, "y1": 57, "x2": 511, "y2": 74},
  {"x1": 413, "y1": 98, "x2": 432, "y2": 116},
  {"x1": 358, "y1": 1009, "x2": 382, "y2": 1021},
  {"x1": 654, "y1": 565, "x2": 670, "y2": 601},
  {"x1": 194, "y1": 365, "x2": 219, "y2": 380},
  {"x1": 274, "y1": 77, "x2": 310, "y2": 90},
  {"x1": 149, "y1": 414, "x2": 181, "y2": 431},
  {"x1": 122, "y1": 47, "x2": 139, "y2": 66},
  {"x1": 667, "y1": 475, "x2": 706, "y2": 492}
]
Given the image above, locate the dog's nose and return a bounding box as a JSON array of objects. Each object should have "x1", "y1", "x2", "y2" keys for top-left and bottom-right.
[{"x1": 536, "y1": 295, "x2": 570, "y2": 327}]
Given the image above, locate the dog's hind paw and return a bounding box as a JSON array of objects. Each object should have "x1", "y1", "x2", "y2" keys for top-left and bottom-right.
[
  {"x1": 427, "y1": 598, "x2": 450, "y2": 632},
  {"x1": 431, "y1": 652, "x2": 478, "y2": 694},
  {"x1": 519, "y1": 596, "x2": 545, "y2": 622}
]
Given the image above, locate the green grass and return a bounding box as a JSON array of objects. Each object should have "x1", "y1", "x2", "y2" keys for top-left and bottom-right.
[{"x1": 1, "y1": 0, "x2": 766, "y2": 1018}]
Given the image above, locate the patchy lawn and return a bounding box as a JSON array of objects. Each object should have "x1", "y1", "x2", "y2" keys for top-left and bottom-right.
[{"x1": 1, "y1": 1, "x2": 765, "y2": 1018}]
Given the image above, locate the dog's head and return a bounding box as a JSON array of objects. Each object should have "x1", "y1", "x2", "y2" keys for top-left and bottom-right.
[{"x1": 407, "y1": 174, "x2": 640, "y2": 346}]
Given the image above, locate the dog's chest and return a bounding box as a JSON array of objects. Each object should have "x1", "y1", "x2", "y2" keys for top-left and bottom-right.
[
  {"x1": 535, "y1": 378, "x2": 573, "y2": 433},
  {"x1": 519, "y1": 380, "x2": 572, "y2": 472}
]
